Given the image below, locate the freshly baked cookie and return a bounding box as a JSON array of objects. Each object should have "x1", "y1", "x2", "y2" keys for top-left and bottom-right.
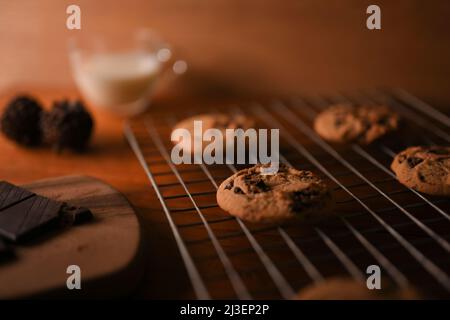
[
  {"x1": 295, "y1": 277, "x2": 419, "y2": 300},
  {"x1": 391, "y1": 146, "x2": 450, "y2": 196},
  {"x1": 216, "y1": 164, "x2": 334, "y2": 223},
  {"x1": 171, "y1": 113, "x2": 256, "y2": 154},
  {"x1": 314, "y1": 104, "x2": 399, "y2": 145}
]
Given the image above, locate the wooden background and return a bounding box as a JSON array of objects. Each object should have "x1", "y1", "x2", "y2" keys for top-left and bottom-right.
[
  {"x1": 0, "y1": 0, "x2": 449, "y2": 299},
  {"x1": 1, "y1": 0, "x2": 450, "y2": 106}
]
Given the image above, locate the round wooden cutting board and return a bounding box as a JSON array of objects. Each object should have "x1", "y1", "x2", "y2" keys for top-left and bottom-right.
[{"x1": 0, "y1": 175, "x2": 142, "y2": 299}]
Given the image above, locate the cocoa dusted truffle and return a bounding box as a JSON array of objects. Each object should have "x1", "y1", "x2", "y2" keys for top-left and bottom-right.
[
  {"x1": 42, "y1": 100, "x2": 94, "y2": 152},
  {"x1": 0, "y1": 95, "x2": 43, "y2": 146}
]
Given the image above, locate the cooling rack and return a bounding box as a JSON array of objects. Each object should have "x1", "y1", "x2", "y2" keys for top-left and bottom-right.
[{"x1": 124, "y1": 89, "x2": 450, "y2": 299}]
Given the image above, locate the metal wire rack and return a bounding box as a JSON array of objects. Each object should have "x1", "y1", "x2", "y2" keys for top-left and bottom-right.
[{"x1": 124, "y1": 89, "x2": 450, "y2": 299}]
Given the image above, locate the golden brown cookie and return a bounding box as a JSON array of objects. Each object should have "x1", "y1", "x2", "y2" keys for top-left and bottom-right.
[
  {"x1": 391, "y1": 146, "x2": 450, "y2": 196},
  {"x1": 171, "y1": 113, "x2": 256, "y2": 154},
  {"x1": 216, "y1": 164, "x2": 334, "y2": 223},
  {"x1": 314, "y1": 104, "x2": 399, "y2": 145},
  {"x1": 295, "y1": 277, "x2": 420, "y2": 300}
]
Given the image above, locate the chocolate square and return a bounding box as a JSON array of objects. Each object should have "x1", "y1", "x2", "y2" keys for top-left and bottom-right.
[
  {"x1": 0, "y1": 181, "x2": 34, "y2": 211},
  {"x1": 0, "y1": 181, "x2": 93, "y2": 243},
  {"x1": 0, "y1": 194, "x2": 63, "y2": 241}
]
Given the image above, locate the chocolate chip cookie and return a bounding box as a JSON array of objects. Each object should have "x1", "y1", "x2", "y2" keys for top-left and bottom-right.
[
  {"x1": 172, "y1": 113, "x2": 256, "y2": 154},
  {"x1": 314, "y1": 104, "x2": 399, "y2": 145},
  {"x1": 391, "y1": 146, "x2": 450, "y2": 196},
  {"x1": 216, "y1": 164, "x2": 334, "y2": 223},
  {"x1": 295, "y1": 277, "x2": 419, "y2": 300}
]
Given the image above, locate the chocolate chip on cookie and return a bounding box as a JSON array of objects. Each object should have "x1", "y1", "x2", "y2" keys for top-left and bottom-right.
[
  {"x1": 314, "y1": 104, "x2": 399, "y2": 145},
  {"x1": 216, "y1": 164, "x2": 334, "y2": 223},
  {"x1": 391, "y1": 146, "x2": 450, "y2": 196}
]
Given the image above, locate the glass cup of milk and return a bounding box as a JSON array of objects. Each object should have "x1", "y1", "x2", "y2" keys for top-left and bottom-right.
[{"x1": 69, "y1": 29, "x2": 186, "y2": 117}]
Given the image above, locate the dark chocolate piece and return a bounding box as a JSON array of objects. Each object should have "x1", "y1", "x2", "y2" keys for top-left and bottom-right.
[
  {"x1": 407, "y1": 157, "x2": 423, "y2": 168},
  {"x1": 233, "y1": 187, "x2": 244, "y2": 194},
  {"x1": 59, "y1": 204, "x2": 93, "y2": 226},
  {"x1": 0, "y1": 194, "x2": 63, "y2": 241},
  {"x1": 0, "y1": 181, "x2": 35, "y2": 211},
  {"x1": 0, "y1": 181, "x2": 93, "y2": 242},
  {"x1": 253, "y1": 180, "x2": 271, "y2": 193}
]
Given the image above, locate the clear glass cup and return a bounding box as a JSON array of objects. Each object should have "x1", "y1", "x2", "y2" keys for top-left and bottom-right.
[{"x1": 68, "y1": 29, "x2": 186, "y2": 117}]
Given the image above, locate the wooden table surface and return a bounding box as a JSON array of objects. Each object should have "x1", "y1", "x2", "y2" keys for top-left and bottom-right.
[
  {"x1": 1, "y1": 0, "x2": 449, "y2": 299},
  {"x1": 0, "y1": 87, "x2": 213, "y2": 298}
]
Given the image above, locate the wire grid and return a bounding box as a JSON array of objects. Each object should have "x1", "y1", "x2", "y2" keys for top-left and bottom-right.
[{"x1": 124, "y1": 89, "x2": 450, "y2": 299}]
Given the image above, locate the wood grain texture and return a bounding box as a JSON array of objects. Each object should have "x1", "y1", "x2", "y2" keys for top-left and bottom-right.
[{"x1": 0, "y1": 175, "x2": 141, "y2": 299}]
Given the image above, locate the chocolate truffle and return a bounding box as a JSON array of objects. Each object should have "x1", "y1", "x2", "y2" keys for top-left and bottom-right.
[
  {"x1": 42, "y1": 99, "x2": 94, "y2": 152},
  {"x1": 0, "y1": 95, "x2": 43, "y2": 146}
]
